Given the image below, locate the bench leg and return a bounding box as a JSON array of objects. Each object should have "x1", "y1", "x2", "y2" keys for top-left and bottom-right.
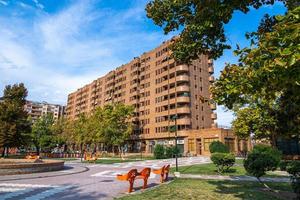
[
  {"x1": 165, "y1": 173, "x2": 169, "y2": 181},
  {"x1": 128, "y1": 180, "x2": 134, "y2": 193},
  {"x1": 143, "y1": 178, "x2": 148, "y2": 189},
  {"x1": 160, "y1": 174, "x2": 164, "y2": 183}
]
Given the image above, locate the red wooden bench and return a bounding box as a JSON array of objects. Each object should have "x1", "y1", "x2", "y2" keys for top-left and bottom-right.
[
  {"x1": 136, "y1": 168, "x2": 151, "y2": 189},
  {"x1": 152, "y1": 164, "x2": 170, "y2": 183},
  {"x1": 116, "y1": 169, "x2": 138, "y2": 193}
]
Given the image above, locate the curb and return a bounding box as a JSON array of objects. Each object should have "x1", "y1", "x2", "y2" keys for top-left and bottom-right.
[{"x1": 0, "y1": 165, "x2": 89, "y2": 182}]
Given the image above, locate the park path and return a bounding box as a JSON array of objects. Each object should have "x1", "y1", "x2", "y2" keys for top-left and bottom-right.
[
  {"x1": 0, "y1": 156, "x2": 209, "y2": 200},
  {"x1": 178, "y1": 174, "x2": 290, "y2": 182}
]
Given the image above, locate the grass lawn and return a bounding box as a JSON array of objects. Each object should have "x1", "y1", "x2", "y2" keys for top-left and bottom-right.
[
  {"x1": 118, "y1": 179, "x2": 294, "y2": 200},
  {"x1": 171, "y1": 159, "x2": 287, "y2": 177}
]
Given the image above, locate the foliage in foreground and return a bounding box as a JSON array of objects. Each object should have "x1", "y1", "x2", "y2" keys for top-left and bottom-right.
[
  {"x1": 212, "y1": 6, "x2": 300, "y2": 145},
  {"x1": 286, "y1": 161, "x2": 300, "y2": 199},
  {"x1": 244, "y1": 144, "x2": 281, "y2": 186},
  {"x1": 146, "y1": 0, "x2": 298, "y2": 62},
  {"x1": 211, "y1": 153, "x2": 235, "y2": 174},
  {"x1": 0, "y1": 83, "x2": 31, "y2": 156}
]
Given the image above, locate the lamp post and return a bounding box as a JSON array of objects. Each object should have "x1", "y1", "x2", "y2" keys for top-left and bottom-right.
[{"x1": 171, "y1": 114, "x2": 178, "y2": 172}]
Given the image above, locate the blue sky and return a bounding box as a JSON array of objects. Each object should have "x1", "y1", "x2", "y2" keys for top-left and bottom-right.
[{"x1": 0, "y1": 0, "x2": 286, "y2": 126}]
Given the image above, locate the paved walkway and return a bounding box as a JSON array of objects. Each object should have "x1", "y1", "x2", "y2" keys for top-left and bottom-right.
[
  {"x1": 0, "y1": 156, "x2": 210, "y2": 200},
  {"x1": 179, "y1": 174, "x2": 290, "y2": 182}
]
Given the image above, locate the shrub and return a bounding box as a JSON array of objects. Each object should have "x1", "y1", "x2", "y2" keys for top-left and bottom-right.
[
  {"x1": 244, "y1": 145, "x2": 281, "y2": 182},
  {"x1": 209, "y1": 141, "x2": 229, "y2": 153},
  {"x1": 165, "y1": 146, "x2": 180, "y2": 158},
  {"x1": 279, "y1": 160, "x2": 291, "y2": 171},
  {"x1": 286, "y1": 161, "x2": 300, "y2": 199},
  {"x1": 211, "y1": 152, "x2": 235, "y2": 173},
  {"x1": 165, "y1": 146, "x2": 174, "y2": 158},
  {"x1": 154, "y1": 144, "x2": 165, "y2": 159}
]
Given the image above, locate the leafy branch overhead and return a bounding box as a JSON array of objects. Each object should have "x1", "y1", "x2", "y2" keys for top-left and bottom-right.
[
  {"x1": 146, "y1": 0, "x2": 299, "y2": 62},
  {"x1": 211, "y1": 7, "x2": 300, "y2": 143}
]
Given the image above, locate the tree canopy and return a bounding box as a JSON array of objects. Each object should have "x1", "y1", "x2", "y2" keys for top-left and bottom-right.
[
  {"x1": 0, "y1": 83, "x2": 31, "y2": 155},
  {"x1": 66, "y1": 103, "x2": 134, "y2": 154},
  {"x1": 211, "y1": 7, "x2": 300, "y2": 144},
  {"x1": 30, "y1": 113, "x2": 55, "y2": 155},
  {"x1": 146, "y1": 0, "x2": 299, "y2": 62}
]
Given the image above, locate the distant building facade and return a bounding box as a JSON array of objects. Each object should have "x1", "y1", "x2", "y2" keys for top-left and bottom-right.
[
  {"x1": 66, "y1": 38, "x2": 249, "y2": 155},
  {"x1": 24, "y1": 101, "x2": 65, "y2": 121}
]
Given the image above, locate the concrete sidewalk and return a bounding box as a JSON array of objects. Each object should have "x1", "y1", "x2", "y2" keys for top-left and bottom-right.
[{"x1": 178, "y1": 173, "x2": 291, "y2": 182}]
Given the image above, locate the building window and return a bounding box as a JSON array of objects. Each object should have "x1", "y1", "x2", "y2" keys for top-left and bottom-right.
[
  {"x1": 225, "y1": 138, "x2": 235, "y2": 152},
  {"x1": 204, "y1": 138, "x2": 219, "y2": 151},
  {"x1": 188, "y1": 139, "x2": 195, "y2": 152}
]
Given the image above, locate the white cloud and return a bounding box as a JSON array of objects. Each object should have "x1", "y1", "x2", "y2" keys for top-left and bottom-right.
[
  {"x1": 32, "y1": 0, "x2": 44, "y2": 10},
  {"x1": 0, "y1": 0, "x2": 8, "y2": 6},
  {"x1": 0, "y1": 0, "x2": 170, "y2": 105}
]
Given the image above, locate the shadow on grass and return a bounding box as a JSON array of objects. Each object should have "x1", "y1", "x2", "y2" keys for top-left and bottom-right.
[{"x1": 206, "y1": 179, "x2": 295, "y2": 200}]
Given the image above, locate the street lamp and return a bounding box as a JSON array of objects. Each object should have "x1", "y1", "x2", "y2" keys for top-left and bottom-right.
[{"x1": 171, "y1": 114, "x2": 179, "y2": 172}]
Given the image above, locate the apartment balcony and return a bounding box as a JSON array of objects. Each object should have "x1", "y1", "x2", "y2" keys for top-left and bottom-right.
[
  {"x1": 209, "y1": 76, "x2": 215, "y2": 82},
  {"x1": 158, "y1": 120, "x2": 170, "y2": 126},
  {"x1": 168, "y1": 96, "x2": 190, "y2": 104},
  {"x1": 177, "y1": 117, "x2": 191, "y2": 125},
  {"x1": 176, "y1": 74, "x2": 190, "y2": 82},
  {"x1": 208, "y1": 66, "x2": 214, "y2": 74},
  {"x1": 211, "y1": 113, "x2": 217, "y2": 119},
  {"x1": 176, "y1": 65, "x2": 189, "y2": 72},
  {"x1": 177, "y1": 96, "x2": 190, "y2": 103},
  {"x1": 131, "y1": 82, "x2": 139, "y2": 88},
  {"x1": 176, "y1": 106, "x2": 191, "y2": 114},
  {"x1": 176, "y1": 85, "x2": 190, "y2": 92},
  {"x1": 210, "y1": 103, "x2": 217, "y2": 110}
]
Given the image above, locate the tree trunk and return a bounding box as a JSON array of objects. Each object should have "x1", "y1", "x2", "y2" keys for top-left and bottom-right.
[
  {"x1": 35, "y1": 145, "x2": 40, "y2": 156},
  {"x1": 1, "y1": 147, "x2": 5, "y2": 157},
  {"x1": 80, "y1": 143, "x2": 83, "y2": 162},
  {"x1": 257, "y1": 177, "x2": 272, "y2": 191}
]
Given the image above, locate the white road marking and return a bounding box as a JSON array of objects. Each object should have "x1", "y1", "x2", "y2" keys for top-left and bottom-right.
[
  {"x1": 0, "y1": 183, "x2": 53, "y2": 188},
  {"x1": 0, "y1": 188, "x2": 35, "y2": 200},
  {"x1": 91, "y1": 170, "x2": 157, "y2": 179},
  {"x1": 23, "y1": 186, "x2": 72, "y2": 200}
]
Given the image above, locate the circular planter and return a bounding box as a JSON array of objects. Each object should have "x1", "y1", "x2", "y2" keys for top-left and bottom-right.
[{"x1": 0, "y1": 159, "x2": 65, "y2": 175}]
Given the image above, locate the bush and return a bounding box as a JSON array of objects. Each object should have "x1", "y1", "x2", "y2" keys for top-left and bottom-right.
[
  {"x1": 279, "y1": 160, "x2": 291, "y2": 171},
  {"x1": 244, "y1": 144, "x2": 281, "y2": 180},
  {"x1": 209, "y1": 141, "x2": 229, "y2": 153},
  {"x1": 154, "y1": 144, "x2": 165, "y2": 159},
  {"x1": 286, "y1": 161, "x2": 300, "y2": 199},
  {"x1": 165, "y1": 146, "x2": 180, "y2": 158},
  {"x1": 211, "y1": 153, "x2": 235, "y2": 173}
]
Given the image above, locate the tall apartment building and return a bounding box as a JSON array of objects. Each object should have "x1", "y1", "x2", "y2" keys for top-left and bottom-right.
[
  {"x1": 66, "y1": 39, "x2": 250, "y2": 155},
  {"x1": 24, "y1": 101, "x2": 65, "y2": 121}
]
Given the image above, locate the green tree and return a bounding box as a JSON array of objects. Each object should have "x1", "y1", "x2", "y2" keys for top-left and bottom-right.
[
  {"x1": 0, "y1": 83, "x2": 31, "y2": 157},
  {"x1": 30, "y1": 114, "x2": 55, "y2": 155},
  {"x1": 244, "y1": 144, "x2": 282, "y2": 189},
  {"x1": 209, "y1": 141, "x2": 230, "y2": 153},
  {"x1": 51, "y1": 118, "x2": 68, "y2": 151},
  {"x1": 146, "y1": 0, "x2": 299, "y2": 62},
  {"x1": 211, "y1": 7, "x2": 300, "y2": 144},
  {"x1": 70, "y1": 113, "x2": 89, "y2": 161},
  {"x1": 101, "y1": 104, "x2": 134, "y2": 153}
]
